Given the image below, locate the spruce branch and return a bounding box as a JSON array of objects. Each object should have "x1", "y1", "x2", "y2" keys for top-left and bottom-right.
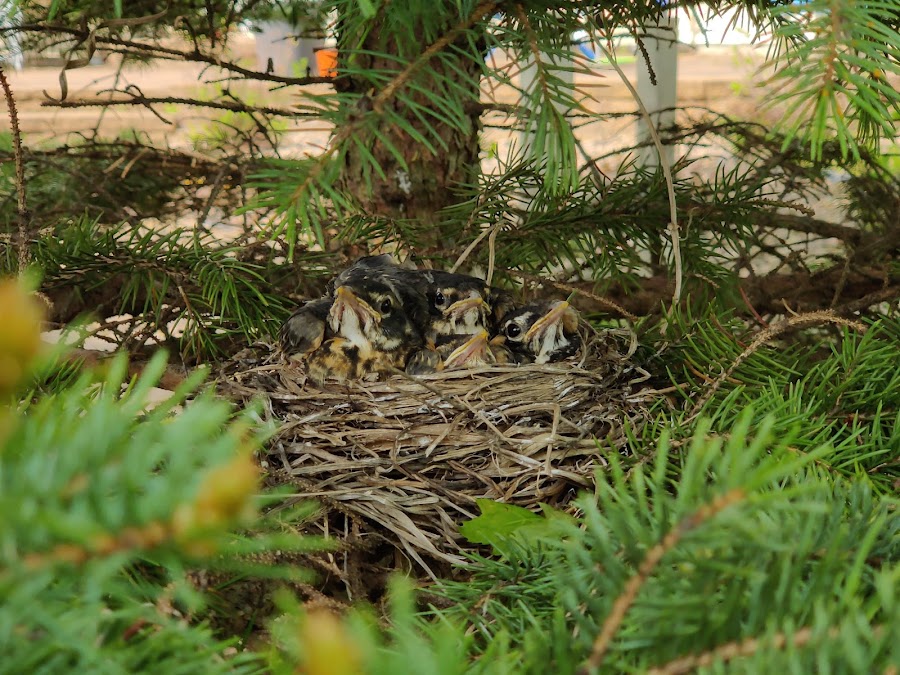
[
  {"x1": 579, "y1": 488, "x2": 747, "y2": 673},
  {"x1": 646, "y1": 625, "x2": 885, "y2": 675},
  {"x1": 764, "y1": 0, "x2": 900, "y2": 159},
  {"x1": 42, "y1": 94, "x2": 312, "y2": 120},
  {"x1": 374, "y1": 0, "x2": 499, "y2": 114},
  {"x1": 0, "y1": 64, "x2": 29, "y2": 274},
  {"x1": 281, "y1": 0, "x2": 498, "y2": 256},
  {"x1": 688, "y1": 311, "x2": 869, "y2": 418}
]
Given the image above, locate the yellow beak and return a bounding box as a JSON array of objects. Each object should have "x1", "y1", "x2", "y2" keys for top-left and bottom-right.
[
  {"x1": 331, "y1": 286, "x2": 379, "y2": 325},
  {"x1": 524, "y1": 300, "x2": 572, "y2": 342},
  {"x1": 443, "y1": 330, "x2": 490, "y2": 369},
  {"x1": 444, "y1": 295, "x2": 486, "y2": 319}
]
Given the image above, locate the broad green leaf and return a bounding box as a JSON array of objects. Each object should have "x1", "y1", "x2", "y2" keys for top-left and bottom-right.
[{"x1": 460, "y1": 499, "x2": 542, "y2": 545}]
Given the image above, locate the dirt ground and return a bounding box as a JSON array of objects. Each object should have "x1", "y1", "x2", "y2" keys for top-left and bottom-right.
[
  {"x1": 5, "y1": 33, "x2": 772, "y2": 157},
  {"x1": 5, "y1": 35, "x2": 809, "y2": 220}
]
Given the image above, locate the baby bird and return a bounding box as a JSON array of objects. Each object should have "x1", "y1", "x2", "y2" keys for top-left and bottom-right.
[
  {"x1": 405, "y1": 269, "x2": 516, "y2": 340},
  {"x1": 497, "y1": 300, "x2": 581, "y2": 364},
  {"x1": 419, "y1": 271, "x2": 490, "y2": 338},
  {"x1": 306, "y1": 273, "x2": 428, "y2": 383},
  {"x1": 306, "y1": 336, "x2": 397, "y2": 384},
  {"x1": 406, "y1": 330, "x2": 513, "y2": 375},
  {"x1": 279, "y1": 296, "x2": 332, "y2": 356},
  {"x1": 279, "y1": 254, "x2": 429, "y2": 358}
]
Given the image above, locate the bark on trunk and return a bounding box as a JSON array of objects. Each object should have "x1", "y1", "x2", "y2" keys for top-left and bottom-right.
[{"x1": 334, "y1": 14, "x2": 484, "y2": 249}]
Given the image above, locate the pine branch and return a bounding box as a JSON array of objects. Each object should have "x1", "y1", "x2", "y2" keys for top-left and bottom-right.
[
  {"x1": 580, "y1": 489, "x2": 747, "y2": 673},
  {"x1": 646, "y1": 625, "x2": 883, "y2": 675},
  {"x1": 687, "y1": 311, "x2": 868, "y2": 418}
]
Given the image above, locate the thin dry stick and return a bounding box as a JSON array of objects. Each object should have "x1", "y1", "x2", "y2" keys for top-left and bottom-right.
[
  {"x1": 45, "y1": 95, "x2": 306, "y2": 119},
  {"x1": 486, "y1": 223, "x2": 499, "y2": 286},
  {"x1": 579, "y1": 489, "x2": 746, "y2": 674},
  {"x1": 646, "y1": 624, "x2": 884, "y2": 674},
  {"x1": 687, "y1": 311, "x2": 868, "y2": 418},
  {"x1": 0, "y1": 64, "x2": 29, "y2": 273},
  {"x1": 451, "y1": 217, "x2": 503, "y2": 274},
  {"x1": 597, "y1": 43, "x2": 682, "y2": 306},
  {"x1": 507, "y1": 269, "x2": 639, "y2": 321}
]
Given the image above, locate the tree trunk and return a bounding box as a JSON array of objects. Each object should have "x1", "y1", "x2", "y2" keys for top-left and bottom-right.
[{"x1": 334, "y1": 11, "x2": 484, "y2": 250}]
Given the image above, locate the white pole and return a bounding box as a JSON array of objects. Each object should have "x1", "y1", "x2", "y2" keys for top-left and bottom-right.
[{"x1": 636, "y1": 9, "x2": 678, "y2": 169}]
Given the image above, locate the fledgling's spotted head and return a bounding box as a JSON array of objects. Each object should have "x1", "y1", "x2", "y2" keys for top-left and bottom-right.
[
  {"x1": 409, "y1": 270, "x2": 492, "y2": 338},
  {"x1": 328, "y1": 272, "x2": 427, "y2": 357},
  {"x1": 498, "y1": 300, "x2": 581, "y2": 364}
]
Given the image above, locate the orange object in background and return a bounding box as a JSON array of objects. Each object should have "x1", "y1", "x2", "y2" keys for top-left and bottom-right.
[{"x1": 314, "y1": 48, "x2": 338, "y2": 78}]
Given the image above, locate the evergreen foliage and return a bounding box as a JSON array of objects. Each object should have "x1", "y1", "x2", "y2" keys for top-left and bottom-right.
[
  {"x1": 0, "y1": 281, "x2": 316, "y2": 673},
  {"x1": 427, "y1": 412, "x2": 899, "y2": 673}
]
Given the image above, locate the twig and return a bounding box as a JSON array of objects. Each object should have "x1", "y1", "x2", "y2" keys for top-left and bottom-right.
[
  {"x1": 5, "y1": 23, "x2": 332, "y2": 88},
  {"x1": 450, "y1": 209, "x2": 503, "y2": 272},
  {"x1": 830, "y1": 255, "x2": 853, "y2": 308},
  {"x1": 835, "y1": 285, "x2": 900, "y2": 315},
  {"x1": 579, "y1": 489, "x2": 746, "y2": 673},
  {"x1": 757, "y1": 212, "x2": 863, "y2": 245},
  {"x1": 0, "y1": 64, "x2": 29, "y2": 274},
  {"x1": 506, "y1": 270, "x2": 639, "y2": 321},
  {"x1": 597, "y1": 42, "x2": 682, "y2": 306},
  {"x1": 486, "y1": 223, "x2": 499, "y2": 286},
  {"x1": 738, "y1": 285, "x2": 768, "y2": 327},
  {"x1": 646, "y1": 625, "x2": 884, "y2": 674},
  {"x1": 687, "y1": 311, "x2": 868, "y2": 418},
  {"x1": 42, "y1": 95, "x2": 308, "y2": 120}
]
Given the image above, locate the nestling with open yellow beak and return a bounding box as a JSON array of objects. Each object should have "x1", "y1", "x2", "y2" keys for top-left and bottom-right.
[
  {"x1": 406, "y1": 330, "x2": 513, "y2": 375},
  {"x1": 497, "y1": 300, "x2": 581, "y2": 364},
  {"x1": 305, "y1": 273, "x2": 428, "y2": 384}
]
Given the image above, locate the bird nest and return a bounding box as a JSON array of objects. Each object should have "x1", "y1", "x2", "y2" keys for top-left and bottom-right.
[{"x1": 218, "y1": 326, "x2": 656, "y2": 593}]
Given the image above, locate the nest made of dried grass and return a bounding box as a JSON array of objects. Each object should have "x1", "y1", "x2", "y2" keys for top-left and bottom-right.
[{"x1": 218, "y1": 326, "x2": 657, "y2": 594}]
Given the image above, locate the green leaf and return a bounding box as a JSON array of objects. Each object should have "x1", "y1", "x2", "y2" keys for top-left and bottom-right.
[
  {"x1": 461, "y1": 500, "x2": 576, "y2": 558},
  {"x1": 460, "y1": 499, "x2": 542, "y2": 545}
]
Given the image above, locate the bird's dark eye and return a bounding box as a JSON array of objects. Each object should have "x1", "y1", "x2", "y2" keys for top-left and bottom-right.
[
  {"x1": 434, "y1": 291, "x2": 446, "y2": 307},
  {"x1": 506, "y1": 323, "x2": 522, "y2": 339},
  {"x1": 379, "y1": 298, "x2": 393, "y2": 314}
]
